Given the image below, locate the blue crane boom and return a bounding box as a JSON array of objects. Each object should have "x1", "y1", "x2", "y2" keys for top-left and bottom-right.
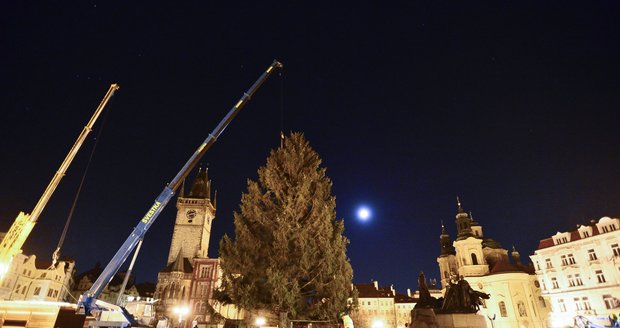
[{"x1": 79, "y1": 60, "x2": 283, "y2": 315}]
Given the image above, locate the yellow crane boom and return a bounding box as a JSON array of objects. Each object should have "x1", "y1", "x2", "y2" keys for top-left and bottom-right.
[{"x1": 0, "y1": 84, "x2": 119, "y2": 279}]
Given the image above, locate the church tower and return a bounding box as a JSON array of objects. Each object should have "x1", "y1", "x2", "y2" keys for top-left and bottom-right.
[
  {"x1": 451, "y1": 198, "x2": 489, "y2": 277},
  {"x1": 155, "y1": 167, "x2": 217, "y2": 322},
  {"x1": 167, "y1": 167, "x2": 216, "y2": 264},
  {"x1": 437, "y1": 222, "x2": 457, "y2": 289}
]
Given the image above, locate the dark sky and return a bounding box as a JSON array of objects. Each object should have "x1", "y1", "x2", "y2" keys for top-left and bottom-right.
[{"x1": 1, "y1": 1, "x2": 619, "y2": 294}]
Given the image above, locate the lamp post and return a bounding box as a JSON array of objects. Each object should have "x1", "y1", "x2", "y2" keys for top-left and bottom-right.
[{"x1": 173, "y1": 305, "x2": 189, "y2": 328}]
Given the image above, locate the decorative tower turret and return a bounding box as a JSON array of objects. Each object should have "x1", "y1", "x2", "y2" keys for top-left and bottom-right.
[
  {"x1": 455, "y1": 197, "x2": 474, "y2": 240},
  {"x1": 452, "y1": 198, "x2": 489, "y2": 277},
  {"x1": 437, "y1": 222, "x2": 458, "y2": 289}
]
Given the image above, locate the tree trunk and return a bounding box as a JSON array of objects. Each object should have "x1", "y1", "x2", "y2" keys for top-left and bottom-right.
[{"x1": 278, "y1": 311, "x2": 289, "y2": 328}]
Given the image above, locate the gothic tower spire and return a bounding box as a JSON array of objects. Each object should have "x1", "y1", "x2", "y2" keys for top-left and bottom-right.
[
  {"x1": 455, "y1": 196, "x2": 474, "y2": 240},
  {"x1": 439, "y1": 221, "x2": 456, "y2": 257}
]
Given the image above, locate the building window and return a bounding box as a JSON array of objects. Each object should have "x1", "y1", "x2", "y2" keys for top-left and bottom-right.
[
  {"x1": 582, "y1": 297, "x2": 591, "y2": 310},
  {"x1": 604, "y1": 295, "x2": 618, "y2": 309},
  {"x1": 567, "y1": 254, "x2": 576, "y2": 265},
  {"x1": 539, "y1": 296, "x2": 546, "y2": 308},
  {"x1": 545, "y1": 258, "x2": 553, "y2": 268},
  {"x1": 517, "y1": 301, "x2": 527, "y2": 317},
  {"x1": 575, "y1": 274, "x2": 583, "y2": 286},
  {"x1": 499, "y1": 301, "x2": 508, "y2": 317},
  {"x1": 574, "y1": 298, "x2": 582, "y2": 311},
  {"x1": 21, "y1": 286, "x2": 26, "y2": 294},
  {"x1": 536, "y1": 261, "x2": 541, "y2": 270},
  {"x1": 471, "y1": 253, "x2": 478, "y2": 265},
  {"x1": 596, "y1": 270, "x2": 606, "y2": 283},
  {"x1": 582, "y1": 231, "x2": 590, "y2": 238},
  {"x1": 33, "y1": 287, "x2": 41, "y2": 296},
  {"x1": 567, "y1": 275, "x2": 575, "y2": 287},
  {"x1": 612, "y1": 244, "x2": 620, "y2": 257},
  {"x1": 558, "y1": 299, "x2": 566, "y2": 312},
  {"x1": 551, "y1": 277, "x2": 559, "y2": 289},
  {"x1": 561, "y1": 255, "x2": 568, "y2": 266},
  {"x1": 588, "y1": 249, "x2": 598, "y2": 261}
]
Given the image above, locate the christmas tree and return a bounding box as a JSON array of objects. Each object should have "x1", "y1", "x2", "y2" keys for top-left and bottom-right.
[{"x1": 218, "y1": 132, "x2": 354, "y2": 327}]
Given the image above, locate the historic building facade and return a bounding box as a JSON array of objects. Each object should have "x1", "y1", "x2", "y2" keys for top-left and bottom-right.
[
  {"x1": 0, "y1": 252, "x2": 75, "y2": 302},
  {"x1": 72, "y1": 262, "x2": 141, "y2": 305},
  {"x1": 154, "y1": 168, "x2": 241, "y2": 327},
  {"x1": 437, "y1": 199, "x2": 549, "y2": 328},
  {"x1": 350, "y1": 281, "x2": 441, "y2": 328},
  {"x1": 530, "y1": 216, "x2": 620, "y2": 327}
]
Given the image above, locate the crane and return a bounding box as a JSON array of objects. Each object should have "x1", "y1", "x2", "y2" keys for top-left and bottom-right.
[
  {"x1": 78, "y1": 60, "x2": 283, "y2": 318},
  {"x1": 0, "y1": 84, "x2": 119, "y2": 281}
]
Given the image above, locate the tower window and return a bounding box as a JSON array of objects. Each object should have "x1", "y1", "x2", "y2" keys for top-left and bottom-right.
[
  {"x1": 471, "y1": 253, "x2": 478, "y2": 265},
  {"x1": 499, "y1": 301, "x2": 508, "y2": 317}
]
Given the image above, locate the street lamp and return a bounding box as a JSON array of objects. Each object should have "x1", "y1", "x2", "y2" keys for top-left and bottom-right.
[
  {"x1": 255, "y1": 316, "x2": 266, "y2": 328},
  {"x1": 173, "y1": 305, "x2": 189, "y2": 328}
]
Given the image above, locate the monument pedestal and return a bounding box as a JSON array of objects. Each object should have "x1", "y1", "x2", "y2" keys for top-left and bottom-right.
[
  {"x1": 410, "y1": 308, "x2": 439, "y2": 328},
  {"x1": 435, "y1": 313, "x2": 487, "y2": 328}
]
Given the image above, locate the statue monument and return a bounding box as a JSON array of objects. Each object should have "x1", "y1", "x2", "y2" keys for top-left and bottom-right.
[{"x1": 410, "y1": 273, "x2": 490, "y2": 328}]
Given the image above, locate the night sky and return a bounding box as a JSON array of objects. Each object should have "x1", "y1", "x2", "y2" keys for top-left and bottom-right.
[{"x1": 1, "y1": 1, "x2": 619, "y2": 294}]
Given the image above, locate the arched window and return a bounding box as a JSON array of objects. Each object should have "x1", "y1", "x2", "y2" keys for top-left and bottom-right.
[
  {"x1": 471, "y1": 253, "x2": 478, "y2": 265},
  {"x1": 517, "y1": 301, "x2": 527, "y2": 317},
  {"x1": 499, "y1": 301, "x2": 508, "y2": 317},
  {"x1": 181, "y1": 286, "x2": 186, "y2": 299}
]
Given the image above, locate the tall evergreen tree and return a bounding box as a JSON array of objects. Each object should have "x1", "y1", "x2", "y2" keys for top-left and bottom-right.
[{"x1": 218, "y1": 132, "x2": 353, "y2": 327}]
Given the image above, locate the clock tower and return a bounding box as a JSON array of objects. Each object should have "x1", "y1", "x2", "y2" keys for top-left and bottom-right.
[{"x1": 166, "y1": 167, "x2": 216, "y2": 265}]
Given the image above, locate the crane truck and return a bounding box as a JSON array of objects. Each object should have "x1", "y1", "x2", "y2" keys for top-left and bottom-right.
[
  {"x1": 78, "y1": 60, "x2": 283, "y2": 326},
  {"x1": 0, "y1": 84, "x2": 119, "y2": 282}
]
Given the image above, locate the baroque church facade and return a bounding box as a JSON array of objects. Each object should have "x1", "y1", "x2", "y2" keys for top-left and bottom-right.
[
  {"x1": 437, "y1": 199, "x2": 550, "y2": 328},
  {"x1": 154, "y1": 168, "x2": 241, "y2": 327}
]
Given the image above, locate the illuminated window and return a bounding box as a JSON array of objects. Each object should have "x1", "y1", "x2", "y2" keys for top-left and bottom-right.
[
  {"x1": 499, "y1": 301, "x2": 508, "y2": 317},
  {"x1": 588, "y1": 249, "x2": 598, "y2": 261}
]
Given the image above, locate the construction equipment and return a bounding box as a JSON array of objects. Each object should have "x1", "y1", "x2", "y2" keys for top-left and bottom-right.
[
  {"x1": 78, "y1": 60, "x2": 283, "y2": 322},
  {"x1": 0, "y1": 84, "x2": 119, "y2": 280}
]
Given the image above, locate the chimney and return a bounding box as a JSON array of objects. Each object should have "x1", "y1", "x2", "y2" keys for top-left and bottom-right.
[
  {"x1": 390, "y1": 284, "x2": 395, "y2": 296},
  {"x1": 373, "y1": 280, "x2": 379, "y2": 290},
  {"x1": 407, "y1": 288, "x2": 412, "y2": 297}
]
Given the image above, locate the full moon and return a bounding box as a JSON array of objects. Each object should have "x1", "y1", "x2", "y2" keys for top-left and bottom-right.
[{"x1": 357, "y1": 207, "x2": 371, "y2": 221}]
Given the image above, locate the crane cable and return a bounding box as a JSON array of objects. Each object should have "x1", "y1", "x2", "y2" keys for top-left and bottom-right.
[
  {"x1": 50, "y1": 97, "x2": 114, "y2": 269},
  {"x1": 279, "y1": 66, "x2": 285, "y2": 147}
]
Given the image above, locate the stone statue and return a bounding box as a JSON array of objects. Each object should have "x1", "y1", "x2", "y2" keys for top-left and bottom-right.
[
  {"x1": 416, "y1": 272, "x2": 435, "y2": 308},
  {"x1": 440, "y1": 275, "x2": 489, "y2": 313}
]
